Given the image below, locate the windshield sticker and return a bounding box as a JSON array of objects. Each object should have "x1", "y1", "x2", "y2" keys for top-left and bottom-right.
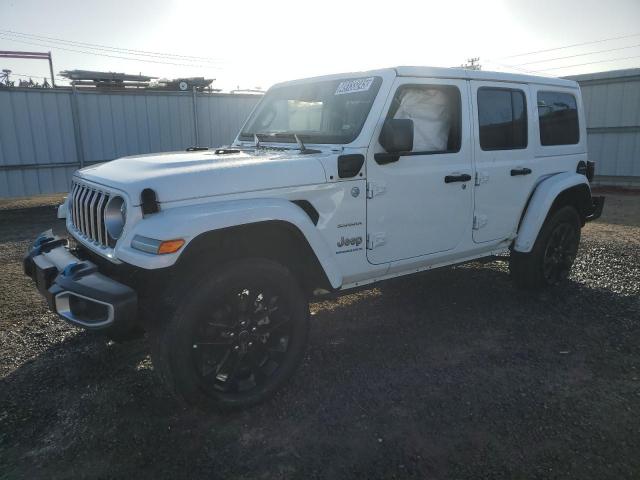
[{"x1": 335, "y1": 77, "x2": 374, "y2": 95}]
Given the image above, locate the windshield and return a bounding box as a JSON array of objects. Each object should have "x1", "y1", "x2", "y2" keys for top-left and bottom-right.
[{"x1": 240, "y1": 76, "x2": 382, "y2": 144}]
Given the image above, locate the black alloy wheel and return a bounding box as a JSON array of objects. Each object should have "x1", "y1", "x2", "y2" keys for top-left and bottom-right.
[
  {"x1": 151, "y1": 258, "x2": 309, "y2": 410},
  {"x1": 191, "y1": 287, "x2": 294, "y2": 395},
  {"x1": 509, "y1": 205, "x2": 582, "y2": 290},
  {"x1": 542, "y1": 222, "x2": 579, "y2": 284}
]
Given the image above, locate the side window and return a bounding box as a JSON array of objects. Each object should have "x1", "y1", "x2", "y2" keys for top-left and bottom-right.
[
  {"x1": 477, "y1": 88, "x2": 527, "y2": 150},
  {"x1": 537, "y1": 91, "x2": 579, "y2": 145},
  {"x1": 389, "y1": 85, "x2": 461, "y2": 154}
]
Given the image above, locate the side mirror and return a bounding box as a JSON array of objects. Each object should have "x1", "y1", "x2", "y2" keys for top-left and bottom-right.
[{"x1": 379, "y1": 118, "x2": 414, "y2": 153}]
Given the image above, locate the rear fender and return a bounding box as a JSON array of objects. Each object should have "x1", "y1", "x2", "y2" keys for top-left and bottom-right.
[{"x1": 514, "y1": 172, "x2": 590, "y2": 253}]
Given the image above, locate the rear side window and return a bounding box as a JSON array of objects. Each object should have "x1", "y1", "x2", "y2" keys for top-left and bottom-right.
[
  {"x1": 537, "y1": 91, "x2": 579, "y2": 146},
  {"x1": 477, "y1": 88, "x2": 527, "y2": 150}
]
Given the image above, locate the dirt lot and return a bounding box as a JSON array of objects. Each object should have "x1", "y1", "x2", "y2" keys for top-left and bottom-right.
[{"x1": 1, "y1": 192, "x2": 639, "y2": 479}]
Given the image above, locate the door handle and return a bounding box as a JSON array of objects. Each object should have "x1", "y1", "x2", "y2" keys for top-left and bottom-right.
[
  {"x1": 444, "y1": 173, "x2": 472, "y2": 183},
  {"x1": 511, "y1": 167, "x2": 532, "y2": 176}
]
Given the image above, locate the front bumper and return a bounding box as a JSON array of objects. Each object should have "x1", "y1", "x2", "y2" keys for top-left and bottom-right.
[
  {"x1": 24, "y1": 230, "x2": 137, "y2": 331},
  {"x1": 586, "y1": 196, "x2": 605, "y2": 222}
]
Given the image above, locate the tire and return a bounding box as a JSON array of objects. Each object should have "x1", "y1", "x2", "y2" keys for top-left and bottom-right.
[
  {"x1": 150, "y1": 258, "x2": 309, "y2": 411},
  {"x1": 510, "y1": 205, "x2": 581, "y2": 290}
]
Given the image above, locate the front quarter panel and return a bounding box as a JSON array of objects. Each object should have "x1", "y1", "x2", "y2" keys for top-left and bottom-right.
[{"x1": 115, "y1": 198, "x2": 344, "y2": 288}]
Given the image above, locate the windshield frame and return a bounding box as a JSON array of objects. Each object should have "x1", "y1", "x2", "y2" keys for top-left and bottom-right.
[{"x1": 238, "y1": 76, "x2": 383, "y2": 145}]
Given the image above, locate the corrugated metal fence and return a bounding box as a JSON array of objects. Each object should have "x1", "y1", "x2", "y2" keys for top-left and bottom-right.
[
  {"x1": 0, "y1": 88, "x2": 261, "y2": 198},
  {"x1": 4, "y1": 71, "x2": 639, "y2": 197},
  {"x1": 568, "y1": 69, "x2": 640, "y2": 184}
]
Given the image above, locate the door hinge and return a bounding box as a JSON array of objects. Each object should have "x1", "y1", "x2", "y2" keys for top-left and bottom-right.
[
  {"x1": 473, "y1": 214, "x2": 488, "y2": 230},
  {"x1": 366, "y1": 181, "x2": 386, "y2": 199},
  {"x1": 475, "y1": 171, "x2": 489, "y2": 186},
  {"x1": 366, "y1": 232, "x2": 386, "y2": 250}
]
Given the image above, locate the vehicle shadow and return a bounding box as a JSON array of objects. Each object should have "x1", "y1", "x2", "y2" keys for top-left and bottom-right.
[{"x1": 1, "y1": 260, "x2": 638, "y2": 479}]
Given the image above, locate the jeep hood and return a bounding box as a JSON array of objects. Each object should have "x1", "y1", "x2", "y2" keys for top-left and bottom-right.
[{"x1": 75, "y1": 149, "x2": 329, "y2": 204}]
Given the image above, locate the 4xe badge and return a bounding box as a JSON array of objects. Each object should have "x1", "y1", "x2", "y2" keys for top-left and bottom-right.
[{"x1": 337, "y1": 236, "x2": 362, "y2": 248}]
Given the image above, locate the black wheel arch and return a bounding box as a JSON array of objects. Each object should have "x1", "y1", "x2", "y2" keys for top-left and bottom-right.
[
  {"x1": 173, "y1": 220, "x2": 333, "y2": 296},
  {"x1": 547, "y1": 183, "x2": 592, "y2": 225},
  {"x1": 517, "y1": 181, "x2": 592, "y2": 234}
]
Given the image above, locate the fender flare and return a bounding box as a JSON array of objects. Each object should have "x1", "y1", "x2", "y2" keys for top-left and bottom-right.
[
  {"x1": 513, "y1": 172, "x2": 590, "y2": 253},
  {"x1": 116, "y1": 198, "x2": 343, "y2": 288}
]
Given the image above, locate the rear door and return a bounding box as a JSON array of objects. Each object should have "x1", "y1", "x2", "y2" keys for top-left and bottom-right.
[
  {"x1": 470, "y1": 81, "x2": 537, "y2": 243},
  {"x1": 366, "y1": 77, "x2": 473, "y2": 265}
]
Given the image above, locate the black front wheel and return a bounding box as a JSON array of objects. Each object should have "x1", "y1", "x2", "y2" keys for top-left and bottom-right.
[
  {"x1": 151, "y1": 258, "x2": 309, "y2": 410},
  {"x1": 510, "y1": 205, "x2": 581, "y2": 290}
]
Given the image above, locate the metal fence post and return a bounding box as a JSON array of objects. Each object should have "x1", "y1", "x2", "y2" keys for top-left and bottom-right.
[
  {"x1": 48, "y1": 51, "x2": 56, "y2": 88},
  {"x1": 70, "y1": 85, "x2": 86, "y2": 168},
  {"x1": 192, "y1": 86, "x2": 200, "y2": 146}
]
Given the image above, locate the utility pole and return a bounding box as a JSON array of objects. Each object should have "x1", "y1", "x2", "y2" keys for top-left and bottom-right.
[{"x1": 461, "y1": 57, "x2": 481, "y2": 70}]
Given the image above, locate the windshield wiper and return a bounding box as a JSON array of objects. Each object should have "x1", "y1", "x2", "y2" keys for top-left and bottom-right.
[
  {"x1": 251, "y1": 132, "x2": 320, "y2": 154},
  {"x1": 252, "y1": 133, "x2": 292, "y2": 151},
  {"x1": 294, "y1": 134, "x2": 320, "y2": 154}
]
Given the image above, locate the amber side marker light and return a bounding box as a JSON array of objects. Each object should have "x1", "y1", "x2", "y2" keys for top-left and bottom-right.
[
  {"x1": 131, "y1": 235, "x2": 186, "y2": 255},
  {"x1": 158, "y1": 239, "x2": 185, "y2": 254}
]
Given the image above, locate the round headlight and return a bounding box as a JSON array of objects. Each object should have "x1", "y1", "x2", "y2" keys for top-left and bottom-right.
[{"x1": 105, "y1": 196, "x2": 126, "y2": 240}]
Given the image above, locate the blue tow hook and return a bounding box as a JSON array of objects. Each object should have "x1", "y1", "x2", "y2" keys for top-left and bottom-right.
[{"x1": 62, "y1": 262, "x2": 81, "y2": 277}]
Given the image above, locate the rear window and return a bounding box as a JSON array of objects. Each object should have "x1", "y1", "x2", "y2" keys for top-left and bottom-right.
[
  {"x1": 477, "y1": 88, "x2": 527, "y2": 150},
  {"x1": 537, "y1": 91, "x2": 579, "y2": 146}
]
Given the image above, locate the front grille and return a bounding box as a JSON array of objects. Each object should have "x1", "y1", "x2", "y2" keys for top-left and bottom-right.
[{"x1": 69, "y1": 181, "x2": 112, "y2": 248}]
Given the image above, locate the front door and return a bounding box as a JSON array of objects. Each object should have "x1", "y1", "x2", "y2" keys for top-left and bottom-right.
[
  {"x1": 470, "y1": 81, "x2": 537, "y2": 243},
  {"x1": 366, "y1": 77, "x2": 473, "y2": 265}
]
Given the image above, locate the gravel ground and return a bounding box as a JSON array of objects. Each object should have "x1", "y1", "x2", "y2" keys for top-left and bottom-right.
[{"x1": 1, "y1": 192, "x2": 639, "y2": 479}]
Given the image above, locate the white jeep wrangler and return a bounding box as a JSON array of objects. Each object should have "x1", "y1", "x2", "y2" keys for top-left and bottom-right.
[{"x1": 25, "y1": 67, "x2": 604, "y2": 409}]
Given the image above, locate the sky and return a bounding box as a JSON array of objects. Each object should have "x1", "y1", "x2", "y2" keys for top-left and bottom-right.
[{"x1": 1, "y1": 0, "x2": 640, "y2": 91}]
